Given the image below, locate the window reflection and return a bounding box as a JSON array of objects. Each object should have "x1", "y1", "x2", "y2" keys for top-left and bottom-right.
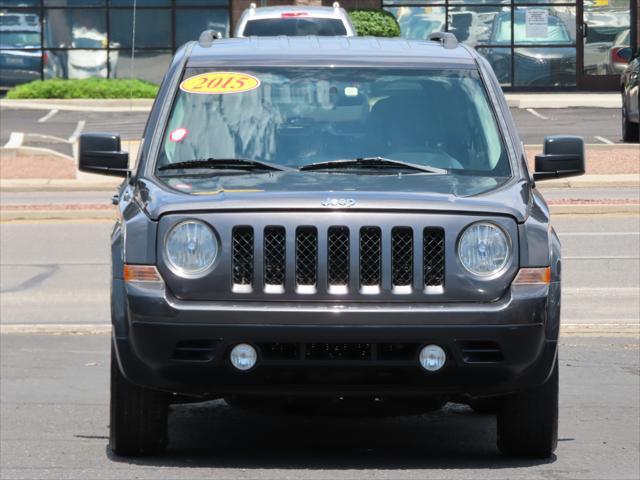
[
  {"x1": 0, "y1": 49, "x2": 42, "y2": 87},
  {"x1": 0, "y1": 9, "x2": 41, "y2": 48},
  {"x1": 176, "y1": 9, "x2": 229, "y2": 45},
  {"x1": 513, "y1": 47, "x2": 576, "y2": 87},
  {"x1": 385, "y1": 6, "x2": 445, "y2": 41},
  {"x1": 477, "y1": 47, "x2": 511, "y2": 86},
  {"x1": 109, "y1": 49, "x2": 171, "y2": 83},
  {"x1": 447, "y1": 6, "x2": 511, "y2": 47},
  {"x1": 583, "y1": 0, "x2": 630, "y2": 76},
  {"x1": 109, "y1": 9, "x2": 171, "y2": 48},
  {"x1": 44, "y1": 9, "x2": 107, "y2": 49}
]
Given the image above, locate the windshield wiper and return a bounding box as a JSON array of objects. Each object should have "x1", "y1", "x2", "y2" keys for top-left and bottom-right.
[
  {"x1": 299, "y1": 157, "x2": 447, "y2": 174},
  {"x1": 158, "y1": 158, "x2": 291, "y2": 173}
]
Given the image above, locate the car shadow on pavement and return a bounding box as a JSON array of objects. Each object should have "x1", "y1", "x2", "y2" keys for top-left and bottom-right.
[{"x1": 106, "y1": 400, "x2": 557, "y2": 470}]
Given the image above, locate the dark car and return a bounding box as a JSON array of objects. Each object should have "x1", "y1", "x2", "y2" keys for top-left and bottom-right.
[
  {"x1": 621, "y1": 48, "x2": 639, "y2": 142},
  {"x1": 79, "y1": 33, "x2": 585, "y2": 458},
  {"x1": 484, "y1": 10, "x2": 575, "y2": 86}
]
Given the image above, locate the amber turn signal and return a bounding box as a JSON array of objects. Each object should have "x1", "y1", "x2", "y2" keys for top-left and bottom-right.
[
  {"x1": 124, "y1": 264, "x2": 163, "y2": 283},
  {"x1": 513, "y1": 267, "x2": 551, "y2": 285}
]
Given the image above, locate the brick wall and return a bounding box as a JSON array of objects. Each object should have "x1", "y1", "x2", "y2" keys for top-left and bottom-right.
[{"x1": 231, "y1": 0, "x2": 382, "y2": 31}]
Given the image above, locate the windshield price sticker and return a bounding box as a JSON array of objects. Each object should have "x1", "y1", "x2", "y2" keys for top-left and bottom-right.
[{"x1": 180, "y1": 72, "x2": 261, "y2": 95}]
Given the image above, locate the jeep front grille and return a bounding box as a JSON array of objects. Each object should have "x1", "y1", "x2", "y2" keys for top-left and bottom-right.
[
  {"x1": 231, "y1": 225, "x2": 445, "y2": 295},
  {"x1": 423, "y1": 228, "x2": 445, "y2": 292},
  {"x1": 295, "y1": 227, "x2": 318, "y2": 293},
  {"x1": 263, "y1": 226, "x2": 286, "y2": 292},
  {"x1": 232, "y1": 226, "x2": 254, "y2": 292}
]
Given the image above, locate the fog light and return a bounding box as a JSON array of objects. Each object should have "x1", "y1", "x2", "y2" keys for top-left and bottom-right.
[
  {"x1": 229, "y1": 344, "x2": 257, "y2": 371},
  {"x1": 419, "y1": 345, "x2": 446, "y2": 372}
]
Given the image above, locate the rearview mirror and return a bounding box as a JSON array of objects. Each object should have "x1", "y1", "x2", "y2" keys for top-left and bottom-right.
[
  {"x1": 533, "y1": 136, "x2": 585, "y2": 181},
  {"x1": 78, "y1": 132, "x2": 129, "y2": 178}
]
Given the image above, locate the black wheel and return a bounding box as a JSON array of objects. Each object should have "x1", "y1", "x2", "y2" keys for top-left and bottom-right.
[
  {"x1": 497, "y1": 360, "x2": 558, "y2": 458},
  {"x1": 622, "y1": 100, "x2": 639, "y2": 142},
  {"x1": 109, "y1": 343, "x2": 169, "y2": 456}
]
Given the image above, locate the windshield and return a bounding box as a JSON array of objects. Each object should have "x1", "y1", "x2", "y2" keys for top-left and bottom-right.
[
  {"x1": 242, "y1": 18, "x2": 347, "y2": 36},
  {"x1": 157, "y1": 67, "x2": 510, "y2": 180}
]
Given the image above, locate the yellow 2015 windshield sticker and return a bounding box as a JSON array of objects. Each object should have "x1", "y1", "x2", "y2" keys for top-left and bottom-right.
[{"x1": 180, "y1": 72, "x2": 260, "y2": 95}]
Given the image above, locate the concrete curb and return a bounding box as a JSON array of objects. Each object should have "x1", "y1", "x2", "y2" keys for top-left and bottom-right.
[
  {"x1": 1, "y1": 203, "x2": 638, "y2": 222},
  {"x1": 1, "y1": 322, "x2": 636, "y2": 336},
  {"x1": 1, "y1": 145, "x2": 74, "y2": 162}
]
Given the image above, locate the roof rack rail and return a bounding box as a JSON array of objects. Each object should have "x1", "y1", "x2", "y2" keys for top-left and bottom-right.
[
  {"x1": 428, "y1": 32, "x2": 458, "y2": 50},
  {"x1": 198, "y1": 29, "x2": 222, "y2": 48}
]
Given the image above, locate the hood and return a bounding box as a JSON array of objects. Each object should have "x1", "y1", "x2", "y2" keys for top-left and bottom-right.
[{"x1": 135, "y1": 172, "x2": 532, "y2": 222}]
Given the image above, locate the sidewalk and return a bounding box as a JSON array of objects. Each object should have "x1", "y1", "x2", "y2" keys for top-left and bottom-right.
[{"x1": 0, "y1": 93, "x2": 622, "y2": 112}]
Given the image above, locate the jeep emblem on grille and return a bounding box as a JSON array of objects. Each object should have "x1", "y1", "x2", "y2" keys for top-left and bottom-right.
[{"x1": 321, "y1": 198, "x2": 356, "y2": 208}]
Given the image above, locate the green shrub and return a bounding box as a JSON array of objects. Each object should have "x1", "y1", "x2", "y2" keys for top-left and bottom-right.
[
  {"x1": 6, "y1": 78, "x2": 159, "y2": 99},
  {"x1": 348, "y1": 9, "x2": 400, "y2": 38}
]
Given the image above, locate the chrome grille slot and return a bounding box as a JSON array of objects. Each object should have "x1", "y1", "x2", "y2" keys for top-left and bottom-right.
[
  {"x1": 232, "y1": 226, "x2": 254, "y2": 292},
  {"x1": 327, "y1": 226, "x2": 350, "y2": 293},
  {"x1": 423, "y1": 228, "x2": 445, "y2": 293},
  {"x1": 263, "y1": 226, "x2": 286, "y2": 293},
  {"x1": 359, "y1": 226, "x2": 382, "y2": 293},
  {"x1": 391, "y1": 227, "x2": 413, "y2": 293},
  {"x1": 295, "y1": 226, "x2": 318, "y2": 293}
]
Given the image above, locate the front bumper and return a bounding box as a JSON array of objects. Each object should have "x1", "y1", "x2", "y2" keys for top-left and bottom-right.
[{"x1": 114, "y1": 282, "x2": 559, "y2": 397}]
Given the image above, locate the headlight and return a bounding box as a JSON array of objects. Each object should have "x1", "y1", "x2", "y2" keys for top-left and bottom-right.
[
  {"x1": 458, "y1": 222, "x2": 510, "y2": 277},
  {"x1": 165, "y1": 220, "x2": 218, "y2": 277}
]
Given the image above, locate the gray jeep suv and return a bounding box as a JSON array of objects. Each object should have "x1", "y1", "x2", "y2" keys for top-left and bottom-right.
[{"x1": 79, "y1": 32, "x2": 585, "y2": 458}]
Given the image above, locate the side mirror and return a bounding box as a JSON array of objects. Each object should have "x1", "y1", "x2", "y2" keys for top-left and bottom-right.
[
  {"x1": 78, "y1": 132, "x2": 129, "y2": 178},
  {"x1": 533, "y1": 136, "x2": 585, "y2": 181}
]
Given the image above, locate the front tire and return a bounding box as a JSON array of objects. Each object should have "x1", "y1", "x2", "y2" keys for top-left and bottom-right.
[
  {"x1": 497, "y1": 360, "x2": 558, "y2": 458},
  {"x1": 109, "y1": 343, "x2": 169, "y2": 456}
]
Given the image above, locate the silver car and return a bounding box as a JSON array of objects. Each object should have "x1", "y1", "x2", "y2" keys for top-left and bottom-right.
[{"x1": 235, "y1": 2, "x2": 356, "y2": 37}]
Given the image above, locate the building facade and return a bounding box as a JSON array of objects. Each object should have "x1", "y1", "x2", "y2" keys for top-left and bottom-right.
[{"x1": 1, "y1": 0, "x2": 637, "y2": 90}]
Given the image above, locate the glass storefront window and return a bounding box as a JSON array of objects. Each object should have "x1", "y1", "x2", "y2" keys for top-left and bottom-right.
[
  {"x1": 45, "y1": 1, "x2": 106, "y2": 6},
  {"x1": 109, "y1": 49, "x2": 171, "y2": 82},
  {"x1": 0, "y1": 9, "x2": 41, "y2": 48},
  {"x1": 385, "y1": 6, "x2": 446, "y2": 41},
  {"x1": 44, "y1": 9, "x2": 107, "y2": 49},
  {"x1": 383, "y1": 0, "x2": 445, "y2": 5},
  {"x1": 477, "y1": 47, "x2": 511, "y2": 86},
  {"x1": 513, "y1": 7, "x2": 576, "y2": 45},
  {"x1": 176, "y1": 9, "x2": 229, "y2": 46},
  {"x1": 44, "y1": 48, "x2": 108, "y2": 79},
  {"x1": 0, "y1": 49, "x2": 42, "y2": 87},
  {"x1": 513, "y1": 47, "x2": 576, "y2": 87},
  {"x1": 0, "y1": 1, "x2": 39, "y2": 6},
  {"x1": 109, "y1": 8, "x2": 171, "y2": 48},
  {"x1": 175, "y1": 0, "x2": 230, "y2": 5},
  {"x1": 108, "y1": 1, "x2": 171, "y2": 5},
  {"x1": 583, "y1": 0, "x2": 630, "y2": 75},
  {"x1": 447, "y1": 6, "x2": 511, "y2": 47}
]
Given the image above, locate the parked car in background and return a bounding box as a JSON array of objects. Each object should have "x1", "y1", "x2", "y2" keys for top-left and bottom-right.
[
  {"x1": 66, "y1": 27, "x2": 118, "y2": 79},
  {"x1": 484, "y1": 10, "x2": 575, "y2": 86},
  {"x1": 0, "y1": 12, "x2": 50, "y2": 87},
  {"x1": 235, "y1": 2, "x2": 355, "y2": 37},
  {"x1": 600, "y1": 29, "x2": 631, "y2": 75},
  {"x1": 621, "y1": 49, "x2": 639, "y2": 142}
]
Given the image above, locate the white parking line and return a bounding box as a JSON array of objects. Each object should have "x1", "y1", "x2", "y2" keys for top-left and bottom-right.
[
  {"x1": 564, "y1": 255, "x2": 639, "y2": 260},
  {"x1": 67, "y1": 120, "x2": 85, "y2": 143},
  {"x1": 594, "y1": 135, "x2": 615, "y2": 145},
  {"x1": 525, "y1": 108, "x2": 548, "y2": 120},
  {"x1": 559, "y1": 232, "x2": 640, "y2": 236},
  {"x1": 4, "y1": 132, "x2": 24, "y2": 148},
  {"x1": 37, "y1": 109, "x2": 58, "y2": 123}
]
